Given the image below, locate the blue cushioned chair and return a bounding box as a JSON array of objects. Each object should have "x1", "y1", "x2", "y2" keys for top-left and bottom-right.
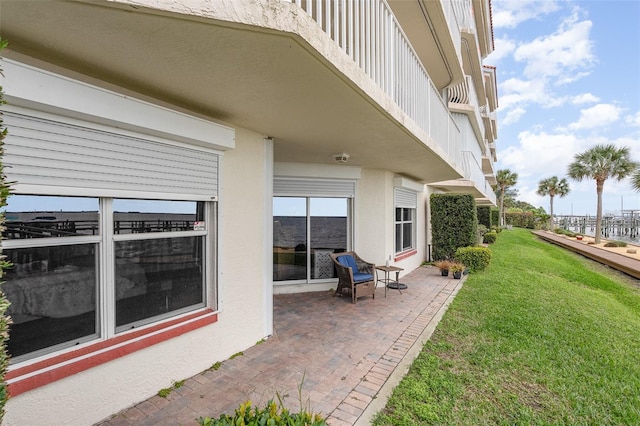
[{"x1": 329, "y1": 251, "x2": 376, "y2": 304}]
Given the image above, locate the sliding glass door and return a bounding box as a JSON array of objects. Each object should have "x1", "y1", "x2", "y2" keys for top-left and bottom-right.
[{"x1": 273, "y1": 197, "x2": 350, "y2": 282}]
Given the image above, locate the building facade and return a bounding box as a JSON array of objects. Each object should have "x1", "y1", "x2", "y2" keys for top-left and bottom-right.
[{"x1": 0, "y1": 0, "x2": 498, "y2": 424}]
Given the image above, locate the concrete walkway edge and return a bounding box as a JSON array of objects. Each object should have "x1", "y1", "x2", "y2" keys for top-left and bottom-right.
[{"x1": 354, "y1": 277, "x2": 465, "y2": 425}]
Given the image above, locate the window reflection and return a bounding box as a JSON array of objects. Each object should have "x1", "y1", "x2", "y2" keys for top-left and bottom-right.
[
  {"x1": 115, "y1": 236, "x2": 205, "y2": 328},
  {"x1": 4, "y1": 244, "x2": 98, "y2": 358},
  {"x1": 113, "y1": 199, "x2": 204, "y2": 234},
  {"x1": 3, "y1": 195, "x2": 99, "y2": 239}
]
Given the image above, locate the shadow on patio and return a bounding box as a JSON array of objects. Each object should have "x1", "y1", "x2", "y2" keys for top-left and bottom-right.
[{"x1": 98, "y1": 266, "x2": 464, "y2": 426}]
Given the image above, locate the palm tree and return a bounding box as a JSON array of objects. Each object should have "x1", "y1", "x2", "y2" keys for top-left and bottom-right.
[
  {"x1": 632, "y1": 168, "x2": 640, "y2": 192},
  {"x1": 567, "y1": 144, "x2": 637, "y2": 244},
  {"x1": 495, "y1": 169, "x2": 518, "y2": 226},
  {"x1": 536, "y1": 176, "x2": 570, "y2": 230}
]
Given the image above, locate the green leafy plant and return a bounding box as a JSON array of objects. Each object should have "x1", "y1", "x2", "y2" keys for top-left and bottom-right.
[
  {"x1": 455, "y1": 246, "x2": 492, "y2": 272},
  {"x1": 0, "y1": 37, "x2": 12, "y2": 422},
  {"x1": 483, "y1": 231, "x2": 497, "y2": 244},
  {"x1": 449, "y1": 262, "x2": 465, "y2": 273},
  {"x1": 477, "y1": 206, "x2": 492, "y2": 228},
  {"x1": 198, "y1": 374, "x2": 327, "y2": 426}
]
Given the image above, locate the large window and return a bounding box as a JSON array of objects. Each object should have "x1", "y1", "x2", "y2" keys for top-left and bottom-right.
[
  {"x1": 3, "y1": 195, "x2": 212, "y2": 361},
  {"x1": 273, "y1": 197, "x2": 350, "y2": 282}
]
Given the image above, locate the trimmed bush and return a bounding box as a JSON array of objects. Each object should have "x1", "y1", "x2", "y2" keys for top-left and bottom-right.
[
  {"x1": 490, "y1": 208, "x2": 499, "y2": 227},
  {"x1": 477, "y1": 206, "x2": 491, "y2": 228},
  {"x1": 431, "y1": 193, "x2": 477, "y2": 261},
  {"x1": 554, "y1": 228, "x2": 577, "y2": 237},
  {"x1": 604, "y1": 241, "x2": 627, "y2": 248},
  {"x1": 455, "y1": 246, "x2": 492, "y2": 272},
  {"x1": 483, "y1": 231, "x2": 497, "y2": 244}
]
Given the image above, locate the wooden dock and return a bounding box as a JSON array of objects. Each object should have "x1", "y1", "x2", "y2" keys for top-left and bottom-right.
[{"x1": 533, "y1": 230, "x2": 640, "y2": 280}]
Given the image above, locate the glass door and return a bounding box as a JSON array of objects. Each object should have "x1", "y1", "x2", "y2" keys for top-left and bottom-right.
[{"x1": 273, "y1": 197, "x2": 350, "y2": 282}]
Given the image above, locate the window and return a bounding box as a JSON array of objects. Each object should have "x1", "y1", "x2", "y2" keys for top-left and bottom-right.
[
  {"x1": 3, "y1": 195, "x2": 213, "y2": 361},
  {"x1": 394, "y1": 186, "x2": 418, "y2": 255},
  {"x1": 395, "y1": 207, "x2": 415, "y2": 253}
]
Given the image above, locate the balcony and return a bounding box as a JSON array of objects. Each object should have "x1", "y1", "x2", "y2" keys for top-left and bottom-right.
[
  {"x1": 431, "y1": 151, "x2": 497, "y2": 206},
  {"x1": 286, "y1": 0, "x2": 467, "y2": 171},
  {"x1": 448, "y1": 75, "x2": 486, "y2": 150},
  {"x1": 1, "y1": 0, "x2": 474, "y2": 184},
  {"x1": 452, "y1": 0, "x2": 489, "y2": 111}
]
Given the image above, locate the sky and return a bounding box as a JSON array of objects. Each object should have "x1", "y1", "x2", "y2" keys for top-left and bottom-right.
[{"x1": 486, "y1": 0, "x2": 640, "y2": 216}]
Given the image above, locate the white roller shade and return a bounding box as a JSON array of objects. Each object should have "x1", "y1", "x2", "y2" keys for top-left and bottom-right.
[
  {"x1": 394, "y1": 187, "x2": 417, "y2": 209},
  {"x1": 274, "y1": 177, "x2": 356, "y2": 198},
  {"x1": 4, "y1": 110, "x2": 220, "y2": 200}
]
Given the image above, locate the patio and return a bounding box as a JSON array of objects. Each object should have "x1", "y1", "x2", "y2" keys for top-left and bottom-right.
[{"x1": 98, "y1": 266, "x2": 464, "y2": 426}]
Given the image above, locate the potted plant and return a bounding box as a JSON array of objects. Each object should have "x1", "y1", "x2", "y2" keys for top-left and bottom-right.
[
  {"x1": 433, "y1": 260, "x2": 452, "y2": 277},
  {"x1": 449, "y1": 262, "x2": 465, "y2": 279}
]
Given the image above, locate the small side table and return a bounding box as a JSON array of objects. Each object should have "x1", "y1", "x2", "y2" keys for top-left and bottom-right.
[{"x1": 375, "y1": 265, "x2": 407, "y2": 296}]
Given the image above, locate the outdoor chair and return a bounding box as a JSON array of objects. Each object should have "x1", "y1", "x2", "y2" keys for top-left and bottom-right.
[{"x1": 329, "y1": 251, "x2": 376, "y2": 304}]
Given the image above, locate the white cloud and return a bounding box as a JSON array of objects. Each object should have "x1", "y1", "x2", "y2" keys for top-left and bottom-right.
[
  {"x1": 491, "y1": 0, "x2": 561, "y2": 29},
  {"x1": 514, "y1": 10, "x2": 595, "y2": 82},
  {"x1": 502, "y1": 106, "x2": 526, "y2": 125},
  {"x1": 625, "y1": 111, "x2": 640, "y2": 127},
  {"x1": 499, "y1": 130, "x2": 585, "y2": 180},
  {"x1": 486, "y1": 36, "x2": 516, "y2": 63},
  {"x1": 571, "y1": 93, "x2": 600, "y2": 105},
  {"x1": 567, "y1": 103, "x2": 622, "y2": 130}
]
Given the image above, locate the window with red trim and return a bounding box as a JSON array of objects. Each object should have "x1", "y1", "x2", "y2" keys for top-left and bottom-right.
[{"x1": 3, "y1": 195, "x2": 215, "y2": 363}]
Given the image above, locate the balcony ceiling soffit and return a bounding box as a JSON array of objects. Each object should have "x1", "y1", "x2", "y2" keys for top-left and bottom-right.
[
  {"x1": 0, "y1": 0, "x2": 461, "y2": 184},
  {"x1": 429, "y1": 179, "x2": 484, "y2": 199}
]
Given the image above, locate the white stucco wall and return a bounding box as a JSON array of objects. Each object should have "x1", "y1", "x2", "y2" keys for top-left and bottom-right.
[
  {"x1": 3, "y1": 87, "x2": 269, "y2": 425},
  {"x1": 356, "y1": 170, "x2": 427, "y2": 278}
]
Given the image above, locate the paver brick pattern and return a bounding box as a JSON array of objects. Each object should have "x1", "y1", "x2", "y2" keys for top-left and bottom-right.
[{"x1": 97, "y1": 266, "x2": 462, "y2": 426}]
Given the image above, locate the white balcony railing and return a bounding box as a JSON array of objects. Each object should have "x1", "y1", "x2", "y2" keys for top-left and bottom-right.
[
  {"x1": 451, "y1": 0, "x2": 474, "y2": 31},
  {"x1": 285, "y1": 0, "x2": 462, "y2": 166},
  {"x1": 462, "y1": 150, "x2": 496, "y2": 204}
]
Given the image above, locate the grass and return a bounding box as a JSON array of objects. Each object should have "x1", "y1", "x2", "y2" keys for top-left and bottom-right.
[{"x1": 373, "y1": 227, "x2": 640, "y2": 425}]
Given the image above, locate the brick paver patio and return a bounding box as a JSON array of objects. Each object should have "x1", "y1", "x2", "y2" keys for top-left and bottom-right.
[{"x1": 98, "y1": 266, "x2": 464, "y2": 426}]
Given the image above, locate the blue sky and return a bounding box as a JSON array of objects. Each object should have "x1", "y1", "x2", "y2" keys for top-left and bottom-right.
[{"x1": 487, "y1": 0, "x2": 640, "y2": 216}]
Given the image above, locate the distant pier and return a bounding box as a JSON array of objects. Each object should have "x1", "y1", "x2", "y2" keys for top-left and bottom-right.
[{"x1": 555, "y1": 210, "x2": 640, "y2": 241}]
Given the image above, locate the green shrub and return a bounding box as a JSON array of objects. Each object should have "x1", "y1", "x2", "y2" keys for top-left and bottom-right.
[
  {"x1": 604, "y1": 241, "x2": 627, "y2": 248},
  {"x1": 198, "y1": 400, "x2": 327, "y2": 426},
  {"x1": 490, "y1": 208, "x2": 499, "y2": 227},
  {"x1": 455, "y1": 246, "x2": 492, "y2": 272},
  {"x1": 0, "y1": 37, "x2": 12, "y2": 421},
  {"x1": 431, "y1": 193, "x2": 477, "y2": 261},
  {"x1": 554, "y1": 228, "x2": 577, "y2": 237},
  {"x1": 477, "y1": 206, "x2": 491, "y2": 228},
  {"x1": 483, "y1": 231, "x2": 497, "y2": 244},
  {"x1": 491, "y1": 225, "x2": 502, "y2": 233}
]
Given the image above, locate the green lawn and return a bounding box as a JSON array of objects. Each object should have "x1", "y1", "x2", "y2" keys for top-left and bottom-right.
[{"x1": 373, "y1": 227, "x2": 640, "y2": 425}]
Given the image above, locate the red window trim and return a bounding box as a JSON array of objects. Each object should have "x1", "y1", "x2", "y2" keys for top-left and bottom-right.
[
  {"x1": 394, "y1": 249, "x2": 417, "y2": 262},
  {"x1": 6, "y1": 309, "x2": 217, "y2": 397}
]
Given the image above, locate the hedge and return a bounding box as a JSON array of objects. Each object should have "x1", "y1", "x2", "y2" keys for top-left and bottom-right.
[{"x1": 430, "y1": 193, "x2": 477, "y2": 261}]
